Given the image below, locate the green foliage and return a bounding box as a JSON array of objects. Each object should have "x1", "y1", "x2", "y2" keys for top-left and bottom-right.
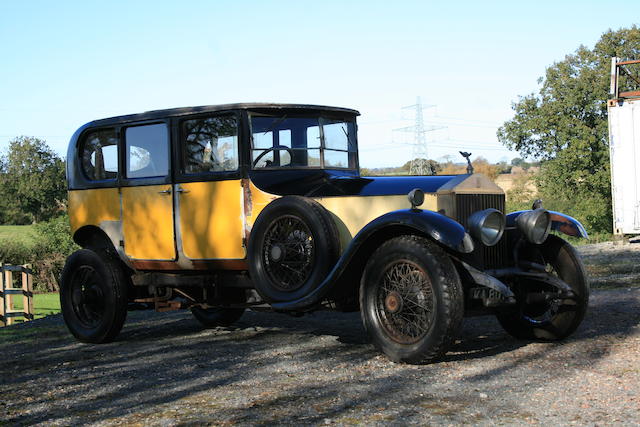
[
  {"x1": 0, "y1": 239, "x2": 34, "y2": 265},
  {"x1": 498, "y1": 26, "x2": 640, "y2": 233},
  {"x1": 0, "y1": 215, "x2": 77, "y2": 292},
  {"x1": 34, "y1": 215, "x2": 78, "y2": 256},
  {"x1": 510, "y1": 157, "x2": 540, "y2": 171},
  {"x1": 0, "y1": 136, "x2": 67, "y2": 224},
  {"x1": 495, "y1": 160, "x2": 512, "y2": 174}
]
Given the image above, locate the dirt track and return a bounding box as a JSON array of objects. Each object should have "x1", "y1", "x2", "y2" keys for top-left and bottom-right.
[{"x1": 1, "y1": 242, "x2": 639, "y2": 426}]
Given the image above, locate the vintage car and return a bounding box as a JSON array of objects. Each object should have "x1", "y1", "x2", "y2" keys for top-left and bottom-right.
[{"x1": 61, "y1": 103, "x2": 589, "y2": 364}]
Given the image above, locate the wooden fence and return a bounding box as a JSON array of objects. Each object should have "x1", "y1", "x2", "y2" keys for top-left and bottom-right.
[{"x1": 0, "y1": 264, "x2": 34, "y2": 327}]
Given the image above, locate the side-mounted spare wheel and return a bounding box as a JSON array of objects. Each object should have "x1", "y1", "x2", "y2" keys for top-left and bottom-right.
[
  {"x1": 248, "y1": 196, "x2": 340, "y2": 303},
  {"x1": 360, "y1": 236, "x2": 464, "y2": 364},
  {"x1": 60, "y1": 249, "x2": 129, "y2": 343}
]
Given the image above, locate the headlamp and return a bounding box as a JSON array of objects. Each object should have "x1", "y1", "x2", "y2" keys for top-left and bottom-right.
[{"x1": 468, "y1": 209, "x2": 505, "y2": 246}]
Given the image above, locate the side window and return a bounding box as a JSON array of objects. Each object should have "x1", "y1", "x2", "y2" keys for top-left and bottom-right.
[
  {"x1": 81, "y1": 129, "x2": 118, "y2": 181},
  {"x1": 125, "y1": 123, "x2": 169, "y2": 178},
  {"x1": 182, "y1": 115, "x2": 239, "y2": 173}
]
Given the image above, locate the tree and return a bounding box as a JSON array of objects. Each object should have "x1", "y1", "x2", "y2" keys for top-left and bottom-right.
[
  {"x1": 400, "y1": 159, "x2": 441, "y2": 175},
  {"x1": 497, "y1": 26, "x2": 640, "y2": 233},
  {"x1": 439, "y1": 156, "x2": 499, "y2": 180},
  {"x1": 510, "y1": 157, "x2": 525, "y2": 167},
  {"x1": 0, "y1": 136, "x2": 67, "y2": 224}
]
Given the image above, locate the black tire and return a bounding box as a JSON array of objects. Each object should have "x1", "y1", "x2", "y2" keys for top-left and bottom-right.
[
  {"x1": 360, "y1": 236, "x2": 464, "y2": 364},
  {"x1": 191, "y1": 288, "x2": 246, "y2": 327},
  {"x1": 496, "y1": 235, "x2": 589, "y2": 340},
  {"x1": 248, "y1": 196, "x2": 340, "y2": 302},
  {"x1": 60, "y1": 249, "x2": 128, "y2": 343}
]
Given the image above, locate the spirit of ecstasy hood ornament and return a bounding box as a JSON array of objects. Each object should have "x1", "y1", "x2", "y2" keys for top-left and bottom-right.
[{"x1": 459, "y1": 151, "x2": 474, "y2": 174}]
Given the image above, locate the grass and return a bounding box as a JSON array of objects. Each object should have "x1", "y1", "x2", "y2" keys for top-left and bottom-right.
[
  {"x1": 5, "y1": 292, "x2": 60, "y2": 322},
  {"x1": 0, "y1": 224, "x2": 38, "y2": 249}
]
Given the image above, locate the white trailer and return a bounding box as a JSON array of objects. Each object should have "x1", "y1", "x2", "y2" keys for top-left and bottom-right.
[{"x1": 608, "y1": 57, "x2": 640, "y2": 235}]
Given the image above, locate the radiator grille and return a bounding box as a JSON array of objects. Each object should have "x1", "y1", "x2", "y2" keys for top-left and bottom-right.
[{"x1": 455, "y1": 193, "x2": 507, "y2": 269}]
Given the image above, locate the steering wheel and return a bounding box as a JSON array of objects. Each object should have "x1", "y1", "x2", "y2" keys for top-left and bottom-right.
[{"x1": 252, "y1": 145, "x2": 294, "y2": 168}]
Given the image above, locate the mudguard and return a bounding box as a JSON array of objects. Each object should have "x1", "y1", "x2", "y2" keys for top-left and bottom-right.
[
  {"x1": 271, "y1": 208, "x2": 472, "y2": 311},
  {"x1": 506, "y1": 210, "x2": 589, "y2": 239}
]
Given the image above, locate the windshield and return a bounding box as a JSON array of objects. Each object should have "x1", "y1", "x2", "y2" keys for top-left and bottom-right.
[{"x1": 250, "y1": 115, "x2": 357, "y2": 170}]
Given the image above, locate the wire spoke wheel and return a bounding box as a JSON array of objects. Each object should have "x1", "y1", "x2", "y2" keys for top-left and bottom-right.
[
  {"x1": 69, "y1": 265, "x2": 106, "y2": 329},
  {"x1": 262, "y1": 215, "x2": 315, "y2": 292},
  {"x1": 376, "y1": 260, "x2": 436, "y2": 344},
  {"x1": 360, "y1": 236, "x2": 463, "y2": 364},
  {"x1": 248, "y1": 196, "x2": 340, "y2": 303}
]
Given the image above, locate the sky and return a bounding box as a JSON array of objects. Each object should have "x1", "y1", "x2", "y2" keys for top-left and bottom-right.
[{"x1": 1, "y1": 0, "x2": 640, "y2": 168}]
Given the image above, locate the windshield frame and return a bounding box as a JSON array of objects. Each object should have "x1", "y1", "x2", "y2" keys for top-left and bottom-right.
[{"x1": 248, "y1": 112, "x2": 359, "y2": 171}]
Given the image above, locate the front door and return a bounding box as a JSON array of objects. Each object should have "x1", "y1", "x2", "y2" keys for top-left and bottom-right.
[
  {"x1": 121, "y1": 122, "x2": 177, "y2": 261},
  {"x1": 176, "y1": 113, "x2": 245, "y2": 260}
]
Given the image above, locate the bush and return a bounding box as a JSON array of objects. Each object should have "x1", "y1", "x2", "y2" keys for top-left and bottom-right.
[
  {"x1": 34, "y1": 215, "x2": 77, "y2": 256},
  {"x1": 33, "y1": 215, "x2": 78, "y2": 292},
  {"x1": 0, "y1": 239, "x2": 33, "y2": 265},
  {"x1": 0, "y1": 215, "x2": 78, "y2": 292}
]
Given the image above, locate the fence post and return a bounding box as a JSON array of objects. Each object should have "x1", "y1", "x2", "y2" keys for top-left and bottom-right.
[
  {"x1": 0, "y1": 264, "x2": 34, "y2": 326},
  {"x1": 0, "y1": 263, "x2": 5, "y2": 327},
  {"x1": 22, "y1": 264, "x2": 34, "y2": 321},
  {"x1": 5, "y1": 268, "x2": 14, "y2": 326}
]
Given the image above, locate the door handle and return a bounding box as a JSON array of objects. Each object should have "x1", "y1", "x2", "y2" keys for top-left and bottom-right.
[
  {"x1": 176, "y1": 186, "x2": 190, "y2": 194},
  {"x1": 158, "y1": 188, "x2": 172, "y2": 195}
]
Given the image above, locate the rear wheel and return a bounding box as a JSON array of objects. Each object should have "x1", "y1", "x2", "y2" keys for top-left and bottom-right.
[
  {"x1": 60, "y1": 249, "x2": 128, "y2": 343},
  {"x1": 191, "y1": 288, "x2": 246, "y2": 327},
  {"x1": 497, "y1": 235, "x2": 589, "y2": 340},
  {"x1": 360, "y1": 236, "x2": 464, "y2": 364}
]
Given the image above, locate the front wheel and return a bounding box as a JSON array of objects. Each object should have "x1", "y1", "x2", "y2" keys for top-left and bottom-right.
[
  {"x1": 360, "y1": 236, "x2": 464, "y2": 364},
  {"x1": 60, "y1": 249, "x2": 129, "y2": 343},
  {"x1": 497, "y1": 235, "x2": 589, "y2": 340}
]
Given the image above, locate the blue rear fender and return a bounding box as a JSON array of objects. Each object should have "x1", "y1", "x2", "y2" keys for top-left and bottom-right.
[{"x1": 271, "y1": 208, "x2": 472, "y2": 311}]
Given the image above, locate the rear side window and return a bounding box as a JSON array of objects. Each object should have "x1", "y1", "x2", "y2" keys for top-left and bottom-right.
[
  {"x1": 125, "y1": 123, "x2": 169, "y2": 178},
  {"x1": 81, "y1": 129, "x2": 118, "y2": 181},
  {"x1": 182, "y1": 115, "x2": 239, "y2": 173}
]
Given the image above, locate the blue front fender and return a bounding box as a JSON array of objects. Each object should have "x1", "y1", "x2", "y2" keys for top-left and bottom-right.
[
  {"x1": 271, "y1": 209, "x2": 472, "y2": 311},
  {"x1": 351, "y1": 209, "x2": 472, "y2": 253},
  {"x1": 506, "y1": 210, "x2": 589, "y2": 239}
]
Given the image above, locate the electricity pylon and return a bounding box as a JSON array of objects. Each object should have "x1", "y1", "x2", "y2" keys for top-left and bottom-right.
[{"x1": 394, "y1": 97, "x2": 445, "y2": 175}]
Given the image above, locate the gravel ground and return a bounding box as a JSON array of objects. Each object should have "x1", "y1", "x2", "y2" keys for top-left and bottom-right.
[{"x1": 1, "y1": 242, "x2": 639, "y2": 426}]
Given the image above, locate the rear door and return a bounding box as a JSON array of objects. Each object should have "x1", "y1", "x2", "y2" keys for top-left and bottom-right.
[
  {"x1": 120, "y1": 122, "x2": 177, "y2": 260},
  {"x1": 176, "y1": 113, "x2": 245, "y2": 260}
]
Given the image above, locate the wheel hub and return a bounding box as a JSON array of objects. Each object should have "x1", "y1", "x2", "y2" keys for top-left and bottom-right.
[
  {"x1": 270, "y1": 244, "x2": 284, "y2": 262},
  {"x1": 385, "y1": 291, "x2": 403, "y2": 314}
]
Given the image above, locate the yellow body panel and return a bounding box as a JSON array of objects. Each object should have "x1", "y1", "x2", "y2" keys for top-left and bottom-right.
[
  {"x1": 122, "y1": 185, "x2": 176, "y2": 260},
  {"x1": 179, "y1": 180, "x2": 246, "y2": 259},
  {"x1": 68, "y1": 188, "x2": 121, "y2": 234},
  {"x1": 316, "y1": 194, "x2": 437, "y2": 250}
]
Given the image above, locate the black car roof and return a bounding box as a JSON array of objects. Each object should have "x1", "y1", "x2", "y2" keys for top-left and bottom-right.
[{"x1": 87, "y1": 103, "x2": 360, "y2": 127}]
